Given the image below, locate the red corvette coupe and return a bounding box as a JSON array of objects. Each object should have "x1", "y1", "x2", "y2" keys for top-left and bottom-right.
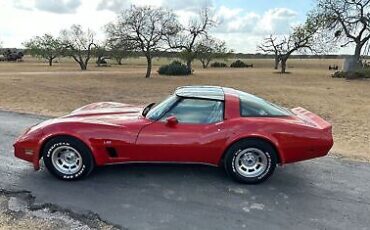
[{"x1": 14, "y1": 86, "x2": 333, "y2": 184}]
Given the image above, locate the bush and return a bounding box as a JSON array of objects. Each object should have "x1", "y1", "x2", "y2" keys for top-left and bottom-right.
[
  {"x1": 331, "y1": 71, "x2": 346, "y2": 78},
  {"x1": 211, "y1": 62, "x2": 228, "y2": 68},
  {"x1": 332, "y1": 70, "x2": 370, "y2": 79},
  {"x1": 158, "y1": 61, "x2": 191, "y2": 76},
  {"x1": 230, "y1": 60, "x2": 253, "y2": 68}
]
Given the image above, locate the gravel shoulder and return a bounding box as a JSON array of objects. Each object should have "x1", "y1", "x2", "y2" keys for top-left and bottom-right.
[{"x1": 0, "y1": 190, "x2": 118, "y2": 230}]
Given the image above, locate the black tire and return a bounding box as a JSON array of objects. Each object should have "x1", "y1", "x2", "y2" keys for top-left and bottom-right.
[
  {"x1": 224, "y1": 139, "x2": 277, "y2": 184},
  {"x1": 42, "y1": 136, "x2": 94, "y2": 181}
]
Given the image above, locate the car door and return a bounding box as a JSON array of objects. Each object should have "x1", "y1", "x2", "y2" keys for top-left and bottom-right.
[{"x1": 135, "y1": 97, "x2": 229, "y2": 165}]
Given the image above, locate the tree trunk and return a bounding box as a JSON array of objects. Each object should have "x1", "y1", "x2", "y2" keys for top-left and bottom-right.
[
  {"x1": 281, "y1": 58, "x2": 287, "y2": 74},
  {"x1": 354, "y1": 43, "x2": 363, "y2": 65},
  {"x1": 274, "y1": 56, "x2": 280, "y2": 70},
  {"x1": 145, "y1": 55, "x2": 152, "y2": 78},
  {"x1": 201, "y1": 60, "x2": 206, "y2": 69},
  {"x1": 48, "y1": 58, "x2": 53, "y2": 66},
  {"x1": 78, "y1": 61, "x2": 87, "y2": 70},
  {"x1": 81, "y1": 63, "x2": 87, "y2": 70},
  {"x1": 205, "y1": 59, "x2": 211, "y2": 69},
  {"x1": 116, "y1": 58, "x2": 122, "y2": 65},
  {"x1": 84, "y1": 57, "x2": 90, "y2": 70},
  {"x1": 71, "y1": 55, "x2": 87, "y2": 70},
  {"x1": 186, "y1": 59, "x2": 192, "y2": 73},
  {"x1": 96, "y1": 56, "x2": 102, "y2": 67}
]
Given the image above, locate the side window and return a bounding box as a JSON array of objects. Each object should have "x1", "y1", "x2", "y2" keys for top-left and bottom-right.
[
  {"x1": 161, "y1": 98, "x2": 224, "y2": 124},
  {"x1": 240, "y1": 96, "x2": 290, "y2": 117}
]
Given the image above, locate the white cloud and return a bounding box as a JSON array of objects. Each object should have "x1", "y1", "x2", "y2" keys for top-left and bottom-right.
[
  {"x1": 35, "y1": 0, "x2": 81, "y2": 14},
  {"x1": 216, "y1": 6, "x2": 243, "y2": 20},
  {"x1": 211, "y1": 6, "x2": 301, "y2": 52},
  {"x1": 96, "y1": 0, "x2": 129, "y2": 12},
  {"x1": 216, "y1": 12, "x2": 260, "y2": 33},
  {"x1": 96, "y1": 0, "x2": 162, "y2": 12},
  {"x1": 162, "y1": 0, "x2": 213, "y2": 11},
  {"x1": 214, "y1": 6, "x2": 298, "y2": 34},
  {"x1": 0, "y1": 0, "x2": 114, "y2": 48},
  {"x1": 13, "y1": 0, "x2": 34, "y2": 11},
  {"x1": 257, "y1": 8, "x2": 298, "y2": 34},
  {"x1": 13, "y1": 0, "x2": 82, "y2": 14}
]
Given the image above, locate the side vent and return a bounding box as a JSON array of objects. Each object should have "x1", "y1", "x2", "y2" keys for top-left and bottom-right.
[{"x1": 106, "y1": 147, "x2": 118, "y2": 158}]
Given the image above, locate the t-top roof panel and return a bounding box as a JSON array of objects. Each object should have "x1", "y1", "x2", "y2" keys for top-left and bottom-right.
[{"x1": 175, "y1": 86, "x2": 225, "y2": 100}]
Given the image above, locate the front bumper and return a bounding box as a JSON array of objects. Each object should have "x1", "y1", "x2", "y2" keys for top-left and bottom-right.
[
  {"x1": 14, "y1": 141, "x2": 41, "y2": 170},
  {"x1": 13, "y1": 126, "x2": 43, "y2": 170}
]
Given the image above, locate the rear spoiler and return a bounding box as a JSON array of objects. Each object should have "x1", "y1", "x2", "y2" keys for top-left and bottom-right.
[{"x1": 291, "y1": 107, "x2": 332, "y2": 131}]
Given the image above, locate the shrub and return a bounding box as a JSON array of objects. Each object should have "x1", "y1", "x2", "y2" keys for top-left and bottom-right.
[
  {"x1": 331, "y1": 71, "x2": 346, "y2": 78},
  {"x1": 230, "y1": 60, "x2": 253, "y2": 68},
  {"x1": 158, "y1": 61, "x2": 191, "y2": 76},
  {"x1": 211, "y1": 62, "x2": 228, "y2": 68},
  {"x1": 332, "y1": 70, "x2": 370, "y2": 79}
]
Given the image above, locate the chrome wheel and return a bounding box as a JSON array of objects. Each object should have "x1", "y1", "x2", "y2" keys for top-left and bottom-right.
[
  {"x1": 51, "y1": 146, "x2": 82, "y2": 175},
  {"x1": 234, "y1": 148, "x2": 268, "y2": 178}
]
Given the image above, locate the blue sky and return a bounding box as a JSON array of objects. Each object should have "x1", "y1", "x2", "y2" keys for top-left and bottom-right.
[{"x1": 1, "y1": 0, "x2": 349, "y2": 54}]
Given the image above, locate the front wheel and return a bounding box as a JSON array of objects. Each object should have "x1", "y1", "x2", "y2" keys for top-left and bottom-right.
[
  {"x1": 42, "y1": 136, "x2": 94, "y2": 180},
  {"x1": 224, "y1": 139, "x2": 277, "y2": 184}
]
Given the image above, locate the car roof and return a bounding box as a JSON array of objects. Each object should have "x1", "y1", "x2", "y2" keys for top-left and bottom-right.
[{"x1": 175, "y1": 86, "x2": 225, "y2": 101}]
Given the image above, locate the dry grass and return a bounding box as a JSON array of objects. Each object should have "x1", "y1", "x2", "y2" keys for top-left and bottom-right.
[{"x1": 0, "y1": 57, "x2": 369, "y2": 162}]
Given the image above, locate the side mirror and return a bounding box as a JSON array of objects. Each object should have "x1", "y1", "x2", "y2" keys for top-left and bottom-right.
[
  {"x1": 142, "y1": 103, "x2": 155, "y2": 117},
  {"x1": 166, "y1": 116, "x2": 178, "y2": 127}
]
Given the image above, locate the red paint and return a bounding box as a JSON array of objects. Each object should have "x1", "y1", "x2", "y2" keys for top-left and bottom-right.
[{"x1": 13, "y1": 89, "x2": 334, "y2": 171}]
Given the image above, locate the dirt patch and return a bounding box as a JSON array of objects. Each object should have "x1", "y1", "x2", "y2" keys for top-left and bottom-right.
[
  {"x1": 0, "y1": 57, "x2": 369, "y2": 162},
  {"x1": 0, "y1": 190, "x2": 120, "y2": 230}
]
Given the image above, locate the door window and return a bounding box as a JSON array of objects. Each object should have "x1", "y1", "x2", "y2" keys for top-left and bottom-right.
[{"x1": 161, "y1": 98, "x2": 224, "y2": 124}]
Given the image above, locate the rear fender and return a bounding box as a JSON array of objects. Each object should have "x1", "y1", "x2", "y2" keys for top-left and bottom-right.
[{"x1": 221, "y1": 133, "x2": 285, "y2": 165}]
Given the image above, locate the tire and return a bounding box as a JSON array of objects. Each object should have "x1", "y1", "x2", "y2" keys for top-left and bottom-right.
[
  {"x1": 224, "y1": 139, "x2": 277, "y2": 184},
  {"x1": 42, "y1": 136, "x2": 94, "y2": 181}
]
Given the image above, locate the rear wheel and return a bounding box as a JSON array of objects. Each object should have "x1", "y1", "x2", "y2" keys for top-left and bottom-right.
[
  {"x1": 42, "y1": 136, "x2": 94, "y2": 180},
  {"x1": 224, "y1": 139, "x2": 277, "y2": 184}
]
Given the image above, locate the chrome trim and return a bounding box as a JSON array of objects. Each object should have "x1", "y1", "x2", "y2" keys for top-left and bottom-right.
[{"x1": 105, "y1": 161, "x2": 218, "y2": 167}]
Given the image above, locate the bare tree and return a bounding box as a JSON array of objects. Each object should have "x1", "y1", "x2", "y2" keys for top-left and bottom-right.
[
  {"x1": 23, "y1": 34, "x2": 63, "y2": 66},
  {"x1": 261, "y1": 18, "x2": 331, "y2": 74},
  {"x1": 106, "y1": 5, "x2": 179, "y2": 78},
  {"x1": 195, "y1": 37, "x2": 231, "y2": 68},
  {"x1": 313, "y1": 0, "x2": 370, "y2": 64},
  {"x1": 257, "y1": 35, "x2": 283, "y2": 70},
  {"x1": 107, "y1": 42, "x2": 124, "y2": 65},
  {"x1": 167, "y1": 8, "x2": 215, "y2": 72},
  {"x1": 60, "y1": 25, "x2": 96, "y2": 70},
  {"x1": 105, "y1": 36, "x2": 136, "y2": 65},
  {"x1": 93, "y1": 43, "x2": 108, "y2": 67}
]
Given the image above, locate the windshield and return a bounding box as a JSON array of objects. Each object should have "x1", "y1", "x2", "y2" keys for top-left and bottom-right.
[{"x1": 146, "y1": 95, "x2": 178, "y2": 120}]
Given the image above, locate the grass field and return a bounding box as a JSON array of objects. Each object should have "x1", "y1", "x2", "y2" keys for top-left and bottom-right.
[{"x1": 0, "y1": 56, "x2": 369, "y2": 162}]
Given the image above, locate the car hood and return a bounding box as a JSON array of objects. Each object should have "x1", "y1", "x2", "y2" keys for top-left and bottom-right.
[
  {"x1": 59, "y1": 102, "x2": 145, "y2": 126},
  {"x1": 70, "y1": 102, "x2": 142, "y2": 116}
]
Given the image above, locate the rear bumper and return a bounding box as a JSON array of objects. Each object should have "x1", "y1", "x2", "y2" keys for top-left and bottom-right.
[
  {"x1": 280, "y1": 129, "x2": 334, "y2": 164},
  {"x1": 280, "y1": 107, "x2": 334, "y2": 164}
]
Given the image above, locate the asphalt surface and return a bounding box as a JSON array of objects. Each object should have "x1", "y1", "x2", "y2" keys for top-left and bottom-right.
[{"x1": 1, "y1": 110, "x2": 370, "y2": 230}]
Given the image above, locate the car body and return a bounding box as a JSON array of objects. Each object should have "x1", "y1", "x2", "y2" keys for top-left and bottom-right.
[{"x1": 14, "y1": 86, "x2": 333, "y2": 183}]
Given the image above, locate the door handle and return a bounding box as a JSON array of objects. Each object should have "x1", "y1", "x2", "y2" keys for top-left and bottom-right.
[{"x1": 215, "y1": 122, "x2": 223, "y2": 132}]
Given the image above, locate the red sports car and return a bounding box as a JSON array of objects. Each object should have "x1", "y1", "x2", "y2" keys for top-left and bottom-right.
[{"x1": 14, "y1": 86, "x2": 333, "y2": 184}]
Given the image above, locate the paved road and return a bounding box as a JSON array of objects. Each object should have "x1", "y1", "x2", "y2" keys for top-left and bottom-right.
[{"x1": 1, "y1": 110, "x2": 369, "y2": 230}]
